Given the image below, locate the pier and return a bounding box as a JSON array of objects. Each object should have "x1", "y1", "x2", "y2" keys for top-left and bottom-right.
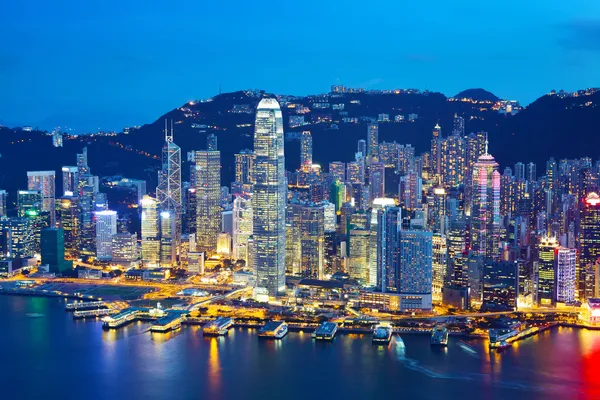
[
  {"x1": 150, "y1": 314, "x2": 185, "y2": 333},
  {"x1": 65, "y1": 301, "x2": 107, "y2": 311},
  {"x1": 73, "y1": 309, "x2": 117, "y2": 319}
]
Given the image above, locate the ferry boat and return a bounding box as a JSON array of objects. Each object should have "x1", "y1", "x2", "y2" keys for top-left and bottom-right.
[
  {"x1": 258, "y1": 321, "x2": 288, "y2": 339},
  {"x1": 203, "y1": 317, "x2": 234, "y2": 336},
  {"x1": 372, "y1": 322, "x2": 393, "y2": 345},
  {"x1": 458, "y1": 340, "x2": 478, "y2": 354},
  {"x1": 312, "y1": 322, "x2": 338, "y2": 341},
  {"x1": 430, "y1": 325, "x2": 448, "y2": 346}
]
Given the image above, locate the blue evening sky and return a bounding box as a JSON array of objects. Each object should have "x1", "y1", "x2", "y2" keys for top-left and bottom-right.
[{"x1": 1, "y1": 0, "x2": 600, "y2": 131}]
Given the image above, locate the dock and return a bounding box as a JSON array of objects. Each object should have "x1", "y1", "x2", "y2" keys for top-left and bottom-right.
[
  {"x1": 73, "y1": 308, "x2": 117, "y2": 319},
  {"x1": 150, "y1": 314, "x2": 185, "y2": 333},
  {"x1": 65, "y1": 301, "x2": 107, "y2": 311},
  {"x1": 312, "y1": 322, "x2": 338, "y2": 340}
]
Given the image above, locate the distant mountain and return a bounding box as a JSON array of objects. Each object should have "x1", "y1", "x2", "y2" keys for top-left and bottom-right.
[
  {"x1": 452, "y1": 88, "x2": 500, "y2": 102},
  {"x1": 2, "y1": 87, "x2": 600, "y2": 205}
]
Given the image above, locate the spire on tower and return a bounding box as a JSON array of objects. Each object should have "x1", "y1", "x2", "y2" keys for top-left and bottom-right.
[{"x1": 485, "y1": 132, "x2": 489, "y2": 155}]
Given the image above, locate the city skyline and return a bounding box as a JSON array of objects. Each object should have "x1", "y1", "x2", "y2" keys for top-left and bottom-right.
[{"x1": 2, "y1": 1, "x2": 600, "y2": 130}]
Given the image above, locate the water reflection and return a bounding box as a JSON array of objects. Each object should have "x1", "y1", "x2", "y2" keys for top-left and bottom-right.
[{"x1": 207, "y1": 337, "x2": 221, "y2": 394}]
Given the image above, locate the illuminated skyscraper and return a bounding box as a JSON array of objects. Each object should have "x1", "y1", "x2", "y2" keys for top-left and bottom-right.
[
  {"x1": 555, "y1": 247, "x2": 576, "y2": 304},
  {"x1": 0, "y1": 217, "x2": 34, "y2": 259},
  {"x1": 369, "y1": 162, "x2": 385, "y2": 201},
  {"x1": 233, "y1": 194, "x2": 253, "y2": 263},
  {"x1": 193, "y1": 150, "x2": 221, "y2": 255},
  {"x1": 57, "y1": 194, "x2": 79, "y2": 257},
  {"x1": 0, "y1": 190, "x2": 6, "y2": 217},
  {"x1": 156, "y1": 122, "x2": 182, "y2": 257},
  {"x1": 111, "y1": 232, "x2": 137, "y2": 267},
  {"x1": 159, "y1": 211, "x2": 176, "y2": 266},
  {"x1": 432, "y1": 234, "x2": 448, "y2": 302},
  {"x1": 527, "y1": 162, "x2": 537, "y2": 182},
  {"x1": 430, "y1": 123, "x2": 442, "y2": 179},
  {"x1": 398, "y1": 229, "x2": 433, "y2": 310},
  {"x1": 17, "y1": 190, "x2": 42, "y2": 217},
  {"x1": 233, "y1": 149, "x2": 254, "y2": 194},
  {"x1": 76, "y1": 147, "x2": 90, "y2": 191},
  {"x1": 141, "y1": 195, "x2": 160, "y2": 267},
  {"x1": 400, "y1": 170, "x2": 422, "y2": 210},
  {"x1": 95, "y1": 210, "x2": 117, "y2": 261},
  {"x1": 442, "y1": 133, "x2": 465, "y2": 188},
  {"x1": 357, "y1": 139, "x2": 367, "y2": 159},
  {"x1": 288, "y1": 202, "x2": 325, "y2": 279},
  {"x1": 349, "y1": 228, "x2": 370, "y2": 283},
  {"x1": 300, "y1": 131, "x2": 313, "y2": 171},
  {"x1": 27, "y1": 170, "x2": 56, "y2": 224},
  {"x1": 346, "y1": 160, "x2": 364, "y2": 184},
  {"x1": 329, "y1": 162, "x2": 346, "y2": 182},
  {"x1": 452, "y1": 114, "x2": 465, "y2": 136},
  {"x1": 579, "y1": 192, "x2": 600, "y2": 299},
  {"x1": 61, "y1": 166, "x2": 78, "y2": 196},
  {"x1": 367, "y1": 123, "x2": 379, "y2": 161},
  {"x1": 376, "y1": 205, "x2": 401, "y2": 291},
  {"x1": 536, "y1": 236, "x2": 558, "y2": 306},
  {"x1": 252, "y1": 98, "x2": 287, "y2": 295},
  {"x1": 41, "y1": 228, "x2": 71, "y2": 273},
  {"x1": 471, "y1": 139, "x2": 501, "y2": 258}
]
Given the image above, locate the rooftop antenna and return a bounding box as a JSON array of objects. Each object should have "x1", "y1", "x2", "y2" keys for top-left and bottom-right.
[
  {"x1": 485, "y1": 132, "x2": 489, "y2": 155},
  {"x1": 168, "y1": 119, "x2": 174, "y2": 142},
  {"x1": 164, "y1": 119, "x2": 168, "y2": 142}
]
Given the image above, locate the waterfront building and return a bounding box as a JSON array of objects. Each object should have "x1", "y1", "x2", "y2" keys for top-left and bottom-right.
[
  {"x1": 40, "y1": 227, "x2": 71, "y2": 273},
  {"x1": 159, "y1": 211, "x2": 176, "y2": 267},
  {"x1": 579, "y1": 192, "x2": 600, "y2": 299},
  {"x1": 193, "y1": 150, "x2": 221, "y2": 255},
  {"x1": 398, "y1": 229, "x2": 433, "y2": 310},
  {"x1": 141, "y1": 195, "x2": 160, "y2": 268},
  {"x1": 555, "y1": 247, "x2": 577, "y2": 304},
  {"x1": 482, "y1": 260, "x2": 518, "y2": 311},
  {"x1": 111, "y1": 233, "x2": 137, "y2": 267},
  {"x1": 348, "y1": 228, "x2": 370, "y2": 283},
  {"x1": 252, "y1": 98, "x2": 287, "y2": 295},
  {"x1": 536, "y1": 236, "x2": 559, "y2": 306},
  {"x1": 376, "y1": 205, "x2": 401, "y2": 291},
  {"x1": 432, "y1": 233, "x2": 448, "y2": 302},
  {"x1": 95, "y1": 210, "x2": 117, "y2": 261}
]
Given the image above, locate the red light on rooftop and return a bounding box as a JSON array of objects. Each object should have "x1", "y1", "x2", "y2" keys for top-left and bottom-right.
[{"x1": 586, "y1": 192, "x2": 600, "y2": 206}]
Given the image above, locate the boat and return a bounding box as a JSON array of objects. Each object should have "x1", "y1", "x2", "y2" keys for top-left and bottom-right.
[
  {"x1": 26, "y1": 313, "x2": 44, "y2": 318},
  {"x1": 258, "y1": 320, "x2": 288, "y2": 339},
  {"x1": 203, "y1": 317, "x2": 234, "y2": 336},
  {"x1": 312, "y1": 321, "x2": 338, "y2": 340},
  {"x1": 430, "y1": 325, "x2": 448, "y2": 346},
  {"x1": 458, "y1": 340, "x2": 478, "y2": 354},
  {"x1": 372, "y1": 322, "x2": 393, "y2": 345}
]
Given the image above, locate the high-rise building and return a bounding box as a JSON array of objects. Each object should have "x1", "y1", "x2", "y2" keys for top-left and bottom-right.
[
  {"x1": 432, "y1": 233, "x2": 448, "y2": 302},
  {"x1": 527, "y1": 162, "x2": 537, "y2": 182},
  {"x1": 95, "y1": 210, "x2": 117, "y2": 260},
  {"x1": 348, "y1": 228, "x2": 370, "y2": 283},
  {"x1": 193, "y1": 151, "x2": 221, "y2": 254},
  {"x1": 452, "y1": 114, "x2": 465, "y2": 136},
  {"x1": 482, "y1": 260, "x2": 518, "y2": 311},
  {"x1": 514, "y1": 162, "x2": 525, "y2": 181},
  {"x1": 17, "y1": 190, "x2": 42, "y2": 217},
  {"x1": 329, "y1": 162, "x2": 346, "y2": 182},
  {"x1": 369, "y1": 162, "x2": 385, "y2": 201},
  {"x1": 156, "y1": 123, "x2": 182, "y2": 256},
  {"x1": 579, "y1": 192, "x2": 600, "y2": 299},
  {"x1": 400, "y1": 170, "x2": 422, "y2": 210},
  {"x1": 398, "y1": 229, "x2": 433, "y2": 310},
  {"x1": 159, "y1": 211, "x2": 176, "y2": 266},
  {"x1": 207, "y1": 133, "x2": 218, "y2": 151},
  {"x1": 232, "y1": 194, "x2": 253, "y2": 263},
  {"x1": 367, "y1": 123, "x2": 379, "y2": 161},
  {"x1": 141, "y1": 196, "x2": 160, "y2": 267},
  {"x1": 300, "y1": 131, "x2": 313, "y2": 171},
  {"x1": 357, "y1": 139, "x2": 367, "y2": 159},
  {"x1": 536, "y1": 236, "x2": 559, "y2": 306},
  {"x1": 61, "y1": 166, "x2": 78, "y2": 196},
  {"x1": 27, "y1": 171, "x2": 56, "y2": 224},
  {"x1": 376, "y1": 205, "x2": 401, "y2": 291},
  {"x1": 0, "y1": 190, "x2": 6, "y2": 217},
  {"x1": 442, "y1": 133, "x2": 465, "y2": 188},
  {"x1": 288, "y1": 202, "x2": 325, "y2": 279},
  {"x1": 346, "y1": 160, "x2": 365, "y2": 184},
  {"x1": 252, "y1": 98, "x2": 287, "y2": 295},
  {"x1": 41, "y1": 228, "x2": 71, "y2": 273},
  {"x1": 76, "y1": 147, "x2": 90, "y2": 191},
  {"x1": 430, "y1": 123, "x2": 442, "y2": 179},
  {"x1": 233, "y1": 149, "x2": 254, "y2": 194},
  {"x1": 111, "y1": 232, "x2": 137, "y2": 267},
  {"x1": 57, "y1": 195, "x2": 79, "y2": 257},
  {"x1": 555, "y1": 247, "x2": 576, "y2": 304},
  {"x1": 0, "y1": 217, "x2": 34, "y2": 259},
  {"x1": 471, "y1": 140, "x2": 501, "y2": 258}
]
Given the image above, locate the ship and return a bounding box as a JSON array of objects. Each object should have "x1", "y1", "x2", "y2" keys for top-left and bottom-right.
[
  {"x1": 312, "y1": 321, "x2": 338, "y2": 341},
  {"x1": 203, "y1": 317, "x2": 234, "y2": 336},
  {"x1": 258, "y1": 321, "x2": 288, "y2": 339},
  {"x1": 458, "y1": 340, "x2": 478, "y2": 354},
  {"x1": 372, "y1": 322, "x2": 393, "y2": 345},
  {"x1": 430, "y1": 325, "x2": 448, "y2": 346}
]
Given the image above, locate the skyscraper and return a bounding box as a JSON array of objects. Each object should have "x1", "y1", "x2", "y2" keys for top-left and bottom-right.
[
  {"x1": 376, "y1": 205, "x2": 401, "y2": 291},
  {"x1": 555, "y1": 247, "x2": 576, "y2": 304},
  {"x1": 579, "y1": 192, "x2": 600, "y2": 299},
  {"x1": 27, "y1": 171, "x2": 56, "y2": 224},
  {"x1": 141, "y1": 195, "x2": 160, "y2": 267},
  {"x1": 0, "y1": 190, "x2": 6, "y2": 217},
  {"x1": 207, "y1": 133, "x2": 218, "y2": 151},
  {"x1": 252, "y1": 98, "x2": 287, "y2": 295},
  {"x1": 61, "y1": 166, "x2": 78, "y2": 196},
  {"x1": 232, "y1": 194, "x2": 253, "y2": 263},
  {"x1": 41, "y1": 228, "x2": 71, "y2": 273},
  {"x1": 57, "y1": 194, "x2": 79, "y2": 257},
  {"x1": 398, "y1": 229, "x2": 433, "y2": 310},
  {"x1": 536, "y1": 236, "x2": 558, "y2": 306},
  {"x1": 369, "y1": 162, "x2": 385, "y2": 201},
  {"x1": 111, "y1": 232, "x2": 138, "y2": 267},
  {"x1": 159, "y1": 211, "x2": 176, "y2": 266},
  {"x1": 156, "y1": 122, "x2": 182, "y2": 259},
  {"x1": 288, "y1": 202, "x2": 325, "y2": 279},
  {"x1": 367, "y1": 123, "x2": 379, "y2": 161},
  {"x1": 17, "y1": 190, "x2": 41, "y2": 217},
  {"x1": 329, "y1": 161, "x2": 346, "y2": 182},
  {"x1": 471, "y1": 139, "x2": 501, "y2": 258},
  {"x1": 300, "y1": 131, "x2": 313, "y2": 171},
  {"x1": 233, "y1": 149, "x2": 254, "y2": 195},
  {"x1": 95, "y1": 210, "x2": 117, "y2": 261},
  {"x1": 430, "y1": 123, "x2": 442, "y2": 179},
  {"x1": 193, "y1": 150, "x2": 221, "y2": 254},
  {"x1": 0, "y1": 217, "x2": 34, "y2": 259},
  {"x1": 357, "y1": 139, "x2": 366, "y2": 159}
]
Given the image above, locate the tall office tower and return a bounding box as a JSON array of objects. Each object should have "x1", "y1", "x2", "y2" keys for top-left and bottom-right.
[
  {"x1": 329, "y1": 162, "x2": 346, "y2": 182},
  {"x1": 442, "y1": 133, "x2": 465, "y2": 188},
  {"x1": 40, "y1": 228, "x2": 71, "y2": 273},
  {"x1": 252, "y1": 98, "x2": 287, "y2": 295},
  {"x1": 17, "y1": 190, "x2": 42, "y2": 217},
  {"x1": 76, "y1": 147, "x2": 90, "y2": 190},
  {"x1": 141, "y1": 196, "x2": 160, "y2": 268},
  {"x1": 367, "y1": 123, "x2": 379, "y2": 161},
  {"x1": 500, "y1": 168, "x2": 515, "y2": 217},
  {"x1": 0, "y1": 190, "x2": 6, "y2": 217},
  {"x1": 0, "y1": 217, "x2": 34, "y2": 259},
  {"x1": 527, "y1": 162, "x2": 537, "y2": 182},
  {"x1": 27, "y1": 171, "x2": 56, "y2": 224},
  {"x1": 400, "y1": 170, "x2": 422, "y2": 210},
  {"x1": 159, "y1": 211, "x2": 176, "y2": 266},
  {"x1": 482, "y1": 260, "x2": 518, "y2": 310},
  {"x1": 183, "y1": 187, "x2": 197, "y2": 235},
  {"x1": 216, "y1": 232, "x2": 232, "y2": 256},
  {"x1": 61, "y1": 166, "x2": 78, "y2": 196},
  {"x1": 357, "y1": 139, "x2": 367, "y2": 159},
  {"x1": 348, "y1": 228, "x2": 370, "y2": 283},
  {"x1": 429, "y1": 187, "x2": 447, "y2": 234},
  {"x1": 432, "y1": 233, "x2": 448, "y2": 302},
  {"x1": 232, "y1": 194, "x2": 253, "y2": 263},
  {"x1": 376, "y1": 206, "x2": 401, "y2": 291},
  {"x1": 78, "y1": 177, "x2": 98, "y2": 256},
  {"x1": 111, "y1": 232, "x2": 138, "y2": 267},
  {"x1": 430, "y1": 123, "x2": 442, "y2": 179},
  {"x1": 579, "y1": 192, "x2": 600, "y2": 299},
  {"x1": 300, "y1": 131, "x2": 313, "y2": 171},
  {"x1": 156, "y1": 123, "x2": 182, "y2": 253},
  {"x1": 346, "y1": 160, "x2": 365, "y2": 184},
  {"x1": 233, "y1": 149, "x2": 254, "y2": 194},
  {"x1": 206, "y1": 133, "x2": 218, "y2": 151},
  {"x1": 536, "y1": 236, "x2": 558, "y2": 306},
  {"x1": 546, "y1": 157, "x2": 557, "y2": 190},
  {"x1": 95, "y1": 210, "x2": 117, "y2": 261},
  {"x1": 463, "y1": 132, "x2": 486, "y2": 215},
  {"x1": 323, "y1": 202, "x2": 336, "y2": 232},
  {"x1": 471, "y1": 140, "x2": 501, "y2": 259},
  {"x1": 289, "y1": 202, "x2": 325, "y2": 279},
  {"x1": 452, "y1": 114, "x2": 465, "y2": 136},
  {"x1": 369, "y1": 162, "x2": 385, "y2": 201},
  {"x1": 514, "y1": 162, "x2": 525, "y2": 181},
  {"x1": 397, "y1": 144, "x2": 415, "y2": 176},
  {"x1": 555, "y1": 247, "x2": 577, "y2": 304},
  {"x1": 398, "y1": 229, "x2": 433, "y2": 310},
  {"x1": 57, "y1": 195, "x2": 80, "y2": 257},
  {"x1": 193, "y1": 150, "x2": 221, "y2": 255},
  {"x1": 378, "y1": 141, "x2": 400, "y2": 169}
]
